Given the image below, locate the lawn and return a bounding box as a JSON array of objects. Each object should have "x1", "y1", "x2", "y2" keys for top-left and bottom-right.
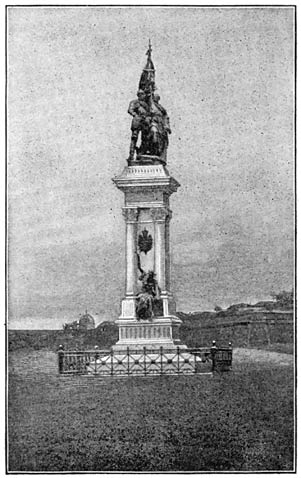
[{"x1": 8, "y1": 350, "x2": 294, "y2": 472}]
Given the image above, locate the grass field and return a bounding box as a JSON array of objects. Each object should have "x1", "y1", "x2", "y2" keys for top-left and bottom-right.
[{"x1": 8, "y1": 349, "x2": 294, "y2": 472}]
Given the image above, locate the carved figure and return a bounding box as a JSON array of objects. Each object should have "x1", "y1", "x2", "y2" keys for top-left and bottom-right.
[
  {"x1": 141, "y1": 270, "x2": 160, "y2": 297},
  {"x1": 147, "y1": 94, "x2": 171, "y2": 159},
  {"x1": 128, "y1": 90, "x2": 150, "y2": 162},
  {"x1": 127, "y1": 42, "x2": 171, "y2": 164},
  {"x1": 136, "y1": 270, "x2": 161, "y2": 320},
  {"x1": 136, "y1": 292, "x2": 153, "y2": 320}
]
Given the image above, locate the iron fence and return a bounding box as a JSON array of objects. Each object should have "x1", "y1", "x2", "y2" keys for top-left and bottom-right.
[{"x1": 58, "y1": 341, "x2": 232, "y2": 376}]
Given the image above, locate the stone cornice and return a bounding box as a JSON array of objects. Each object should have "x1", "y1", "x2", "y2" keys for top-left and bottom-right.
[{"x1": 112, "y1": 164, "x2": 180, "y2": 196}]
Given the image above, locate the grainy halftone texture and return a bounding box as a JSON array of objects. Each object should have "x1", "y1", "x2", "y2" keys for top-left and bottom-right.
[{"x1": 7, "y1": 7, "x2": 294, "y2": 328}]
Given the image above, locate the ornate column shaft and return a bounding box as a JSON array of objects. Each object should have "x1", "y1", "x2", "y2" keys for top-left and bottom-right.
[
  {"x1": 165, "y1": 211, "x2": 172, "y2": 292},
  {"x1": 151, "y1": 208, "x2": 169, "y2": 293},
  {"x1": 122, "y1": 208, "x2": 138, "y2": 296}
]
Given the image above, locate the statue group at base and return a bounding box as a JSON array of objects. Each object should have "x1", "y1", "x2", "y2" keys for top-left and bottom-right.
[
  {"x1": 127, "y1": 42, "x2": 171, "y2": 164},
  {"x1": 136, "y1": 270, "x2": 163, "y2": 321}
]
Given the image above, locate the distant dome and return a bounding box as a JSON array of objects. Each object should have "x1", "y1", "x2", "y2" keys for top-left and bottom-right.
[{"x1": 79, "y1": 313, "x2": 95, "y2": 330}]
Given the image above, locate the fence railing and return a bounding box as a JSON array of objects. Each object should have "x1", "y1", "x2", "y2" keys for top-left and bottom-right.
[{"x1": 57, "y1": 341, "x2": 232, "y2": 376}]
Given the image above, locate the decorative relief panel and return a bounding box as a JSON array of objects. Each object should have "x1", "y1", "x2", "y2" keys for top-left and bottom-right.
[{"x1": 138, "y1": 229, "x2": 153, "y2": 254}]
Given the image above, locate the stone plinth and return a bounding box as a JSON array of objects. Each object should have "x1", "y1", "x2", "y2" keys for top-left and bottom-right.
[
  {"x1": 112, "y1": 316, "x2": 185, "y2": 351},
  {"x1": 112, "y1": 163, "x2": 185, "y2": 351}
]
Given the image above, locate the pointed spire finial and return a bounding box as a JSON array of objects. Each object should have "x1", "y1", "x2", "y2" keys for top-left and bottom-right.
[
  {"x1": 146, "y1": 39, "x2": 152, "y2": 59},
  {"x1": 139, "y1": 40, "x2": 155, "y2": 93}
]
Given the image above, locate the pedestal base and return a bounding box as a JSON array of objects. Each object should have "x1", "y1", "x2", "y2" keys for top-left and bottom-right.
[{"x1": 112, "y1": 316, "x2": 186, "y2": 351}]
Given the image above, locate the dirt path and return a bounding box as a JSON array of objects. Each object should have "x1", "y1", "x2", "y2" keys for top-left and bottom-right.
[{"x1": 234, "y1": 348, "x2": 294, "y2": 366}]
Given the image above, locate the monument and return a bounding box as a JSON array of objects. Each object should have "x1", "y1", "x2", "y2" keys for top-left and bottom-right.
[
  {"x1": 58, "y1": 43, "x2": 232, "y2": 377},
  {"x1": 112, "y1": 42, "x2": 185, "y2": 351}
]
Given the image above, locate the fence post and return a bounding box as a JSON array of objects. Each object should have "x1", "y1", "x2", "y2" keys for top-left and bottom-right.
[
  {"x1": 94, "y1": 346, "x2": 99, "y2": 375},
  {"x1": 127, "y1": 346, "x2": 130, "y2": 375},
  {"x1": 160, "y1": 346, "x2": 163, "y2": 375},
  {"x1": 229, "y1": 342, "x2": 233, "y2": 369},
  {"x1": 143, "y1": 347, "x2": 147, "y2": 376},
  {"x1": 58, "y1": 345, "x2": 64, "y2": 374},
  {"x1": 177, "y1": 346, "x2": 180, "y2": 373},
  {"x1": 211, "y1": 340, "x2": 217, "y2": 373},
  {"x1": 110, "y1": 348, "x2": 114, "y2": 376}
]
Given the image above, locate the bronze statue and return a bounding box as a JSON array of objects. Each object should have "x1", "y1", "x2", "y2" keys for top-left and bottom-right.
[
  {"x1": 136, "y1": 270, "x2": 161, "y2": 320},
  {"x1": 127, "y1": 42, "x2": 171, "y2": 165},
  {"x1": 148, "y1": 94, "x2": 171, "y2": 159},
  {"x1": 128, "y1": 90, "x2": 150, "y2": 161}
]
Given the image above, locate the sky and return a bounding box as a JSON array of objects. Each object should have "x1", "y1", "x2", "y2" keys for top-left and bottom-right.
[{"x1": 7, "y1": 6, "x2": 295, "y2": 329}]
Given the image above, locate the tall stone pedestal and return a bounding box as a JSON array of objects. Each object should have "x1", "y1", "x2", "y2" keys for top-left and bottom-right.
[{"x1": 112, "y1": 163, "x2": 185, "y2": 350}]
